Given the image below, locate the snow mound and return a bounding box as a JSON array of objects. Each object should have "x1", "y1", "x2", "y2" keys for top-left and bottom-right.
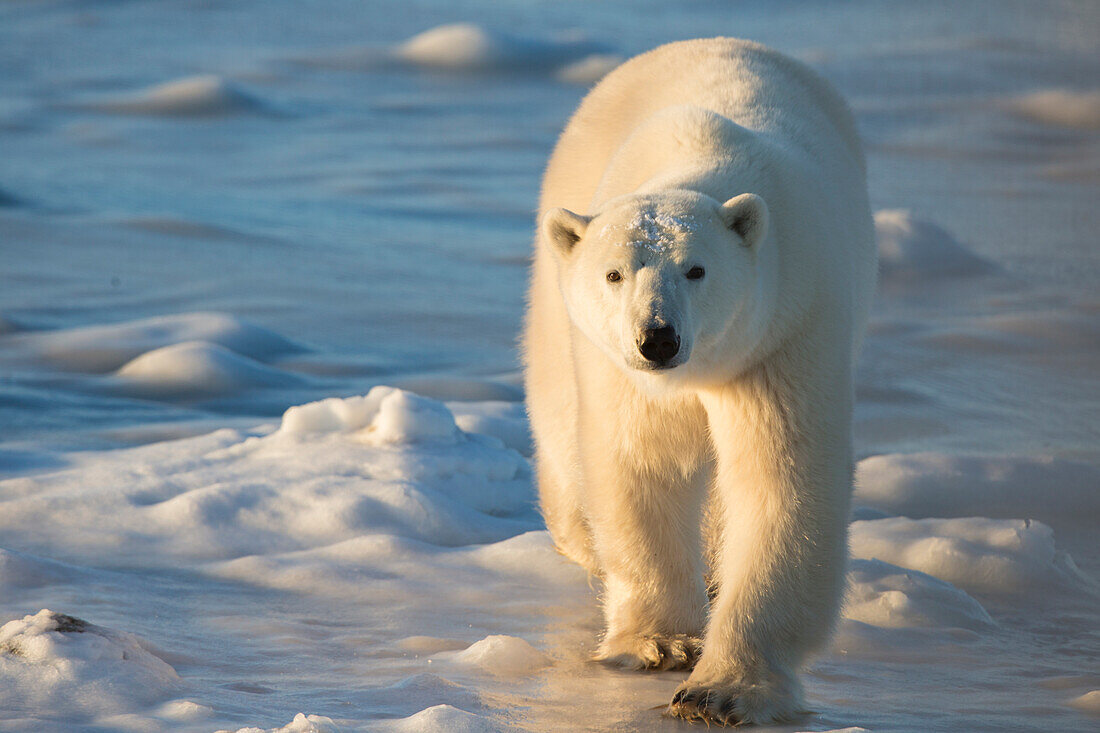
[
  {"x1": 874, "y1": 209, "x2": 993, "y2": 283},
  {"x1": 394, "y1": 23, "x2": 609, "y2": 73},
  {"x1": 279, "y1": 386, "x2": 468, "y2": 445},
  {"x1": 845, "y1": 558, "x2": 994, "y2": 630},
  {"x1": 850, "y1": 516, "x2": 1092, "y2": 595},
  {"x1": 0, "y1": 389, "x2": 536, "y2": 563},
  {"x1": 278, "y1": 391, "x2": 389, "y2": 436},
  {"x1": 856, "y1": 453, "x2": 1100, "y2": 531},
  {"x1": 116, "y1": 340, "x2": 305, "y2": 395},
  {"x1": 90, "y1": 75, "x2": 266, "y2": 117},
  {"x1": 11, "y1": 312, "x2": 302, "y2": 374},
  {"x1": 366, "y1": 673, "x2": 482, "y2": 714},
  {"x1": 0, "y1": 610, "x2": 180, "y2": 721},
  {"x1": 555, "y1": 54, "x2": 623, "y2": 84},
  {"x1": 451, "y1": 635, "x2": 550, "y2": 676},
  {"x1": 219, "y1": 713, "x2": 339, "y2": 733},
  {"x1": 156, "y1": 698, "x2": 214, "y2": 721},
  {"x1": 1069, "y1": 690, "x2": 1100, "y2": 715},
  {"x1": 365, "y1": 389, "x2": 462, "y2": 445},
  {"x1": 1006, "y1": 89, "x2": 1100, "y2": 130},
  {"x1": 389, "y1": 704, "x2": 516, "y2": 732}
]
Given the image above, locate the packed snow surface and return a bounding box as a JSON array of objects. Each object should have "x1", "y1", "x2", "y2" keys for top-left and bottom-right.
[{"x1": 2, "y1": 1, "x2": 1098, "y2": 731}]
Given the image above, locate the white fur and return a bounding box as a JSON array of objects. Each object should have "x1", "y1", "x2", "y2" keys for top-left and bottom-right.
[{"x1": 522, "y1": 38, "x2": 875, "y2": 726}]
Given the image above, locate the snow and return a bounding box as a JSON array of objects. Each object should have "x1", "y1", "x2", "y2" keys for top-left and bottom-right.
[
  {"x1": 394, "y1": 23, "x2": 609, "y2": 74},
  {"x1": 856, "y1": 453, "x2": 1100, "y2": 532},
  {"x1": 844, "y1": 559, "x2": 994, "y2": 630},
  {"x1": 555, "y1": 54, "x2": 623, "y2": 85},
  {"x1": 116, "y1": 340, "x2": 306, "y2": 396},
  {"x1": 1068, "y1": 690, "x2": 1100, "y2": 715},
  {"x1": 602, "y1": 208, "x2": 700, "y2": 252},
  {"x1": 220, "y1": 713, "x2": 340, "y2": 733},
  {"x1": 450, "y1": 635, "x2": 550, "y2": 676},
  {"x1": 874, "y1": 209, "x2": 992, "y2": 283},
  {"x1": 388, "y1": 705, "x2": 515, "y2": 733},
  {"x1": 1006, "y1": 89, "x2": 1100, "y2": 131},
  {"x1": 2, "y1": 385, "x2": 1094, "y2": 730},
  {"x1": 5, "y1": 312, "x2": 302, "y2": 374},
  {"x1": 365, "y1": 388, "x2": 463, "y2": 445},
  {"x1": 0, "y1": 610, "x2": 181, "y2": 724},
  {"x1": 850, "y1": 516, "x2": 1094, "y2": 595},
  {"x1": 87, "y1": 75, "x2": 266, "y2": 117}
]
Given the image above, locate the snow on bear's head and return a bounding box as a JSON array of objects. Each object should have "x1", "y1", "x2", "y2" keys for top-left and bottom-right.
[{"x1": 543, "y1": 189, "x2": 771, "y2": 387}]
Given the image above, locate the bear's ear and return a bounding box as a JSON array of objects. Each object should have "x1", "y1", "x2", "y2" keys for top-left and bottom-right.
[
  {"x1": 542, "y1": 208, "x2": 591, "y2": 258},
  {"x1": 719, "y1": 193, "x2": 769, "y2": 249}
]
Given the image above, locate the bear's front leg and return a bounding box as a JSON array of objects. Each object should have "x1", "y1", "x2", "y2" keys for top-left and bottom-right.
[
  {"x1": 576, "y1": 388, "x2": 710, "y2": 672},
  {"x1": 671, "y1": 367, "x2": 853, "y2": 725}
]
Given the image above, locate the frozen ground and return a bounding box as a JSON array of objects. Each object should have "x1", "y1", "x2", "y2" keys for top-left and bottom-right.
[{"x1": 1, "y1": 1, "x2": 1098, "y2": 731}]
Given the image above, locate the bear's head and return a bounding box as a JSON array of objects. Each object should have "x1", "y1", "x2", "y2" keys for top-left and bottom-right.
[{"x1": 543, "y1": 189, "x2": 772, "y2": 386}]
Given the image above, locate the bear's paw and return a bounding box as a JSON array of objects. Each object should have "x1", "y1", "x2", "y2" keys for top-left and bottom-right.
[
  {"x1": 595, "y1": 633, "x2": 702, "y2": 671},
  {"x1": 666, "y1": 676, "x2": 807, "y2": 727}
]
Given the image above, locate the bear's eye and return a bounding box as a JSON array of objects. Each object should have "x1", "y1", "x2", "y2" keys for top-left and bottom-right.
[
  {"x1": 606, "y1": 270, "x2": 622, "y2": 283},
  {"x1": 686, "y1": 266, "x2": 705, "y2": 280}
]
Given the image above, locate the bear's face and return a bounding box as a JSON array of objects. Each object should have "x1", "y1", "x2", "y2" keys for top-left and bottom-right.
[{"x1": 544, "y1": 190, "x2": 770, "y2": 383}]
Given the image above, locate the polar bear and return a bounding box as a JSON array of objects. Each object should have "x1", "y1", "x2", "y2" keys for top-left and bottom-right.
[{"x1": 522, "y1": 38, "x2": 876, "y2": 725}]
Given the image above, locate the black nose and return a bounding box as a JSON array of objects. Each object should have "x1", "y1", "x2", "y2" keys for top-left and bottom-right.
[{"x1": 639, "y1": 326, "x2": 680, "y2": 365}]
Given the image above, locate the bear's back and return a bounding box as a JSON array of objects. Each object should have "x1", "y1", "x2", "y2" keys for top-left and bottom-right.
[{"x1": 540, "y1": 38, "x2": 863, "y2": 215}]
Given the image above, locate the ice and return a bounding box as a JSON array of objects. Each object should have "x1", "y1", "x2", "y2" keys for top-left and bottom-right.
[
  {"x1": 0, "y1": 610, "x2": 181, "y2": 724},
  {"x1": 874, "y1": 209, "x2": 993, "y2": 284},
  {"x1": 87, "y1": 75, "x2": 266, "y2": 117},
  {"x1": 450, "y1": 635, "x2": 551, "y2": 676},
  {"x1": 1005, "y1": 89, "x2": 1100, "y2": 131},
  {"x1": 394, "y1": 23, "x2": 609, "y2": 74}
]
